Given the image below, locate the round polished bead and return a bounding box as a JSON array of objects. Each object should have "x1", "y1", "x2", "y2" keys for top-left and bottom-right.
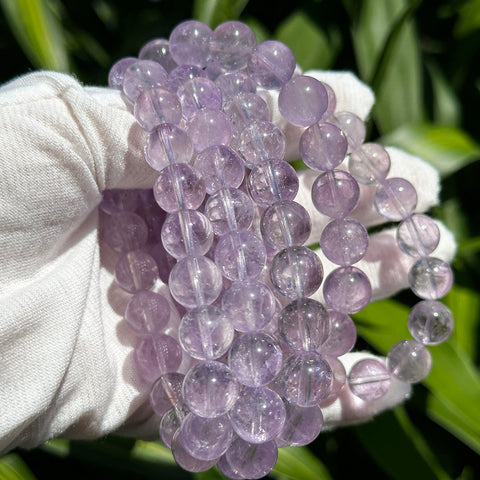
[
  {"x1": 312, "y1": 170, "x2": 360, "y2": 219},
  {"x1": 332, "y1": 111, "x2": 366, "y2": 153},
  {"x1": 217, "y1": 455, "x2": 244, "y2": 479},
  {"x1": 115, "y1": 251, "x2": 159, "y2": 293},
  {"x1": 150, "y1": 372, "x2": 184, "y2": 416},
  {"x1": 123, "y1": 60, "x2": 167, "y2": 102},
  {"x1": 161, "y1": 210, "x2": 213, "y2": 259},
  {"x1": 408, "y1": 257, "x2": 454, "y2": 300},
  {"x1": 374, "y1": 177, "x2": 418, "y2": 221},
  {"x1": 139, "y1": 38, "x2": 177, "y2": 72},
  {"x1": 323, "y1": 266, "x2": 371, "y2": 314},
  {"x1": 248, "y1": 160, "x2": 299, "y2": 207},
  {"x1": 169, "y1": 256, "x2": 222, "y2": 308},
  {"x1": 387, "y1": 339, "x2": 432, "y2": 383},
  {"x1": 125, "y1": 290, "x2": 170, "y2": 337},
  {"x1": 261, "y1": 200, "x2": 312, "y2": 249},
  {"x1": 160, "y1": 405, "x2": 189, "y2": 449},
  {"x1": 222, "y1": 280, "x2": 276, "y2": 332},
  {"x1": 408, "y1": 300, "x2": 454, "y2": 345},
  {"x1": 215, "y1": 71, "x2": 256, "y2": 102},
  {"x1": 167, "y1": 64, "x2": 207, "y2": 92},
  {"x1": 228, "y1": 332, "x2": 283, "y2": 387},
  {"x1": 171, "y1": 430, "x2": 218, "y2": 472},
  {"x1": 100, "y1": 189, "x2": 138, "y2": 214},
  {"x1": 135, "y1": 190, "x2": 166, "y2": 243},
  {"x1": 320, "y1": 218, "x2": 369, "y2": 266},
  {"x1": 319, "y1": 311, "x2": 357, "y2": 356},
  {"x1": 186, "y1": 109, "x2": 233, "y2": 153},
  {"x1": 270, "y1": 246, "x2": 323, "y2": 299},
  {"x1": 278, "y1": 298, "x2": 329, "y2": 351},
  {"x1": 145, "y1": 123, "x2": 194, "y2": 171},
  {"x1": 177, "y1": 77, "x2": 222, "y2": 118},
  {"x1": 103, "y1": 211, "x2": 148, "y2": 253},
  {"x1": 153, "y1": 163, "x2": 205, "y2": 213},
  {"x1": 349, "y1": 143, "x2": 391, "y2": 185},
  {"x1": 224, "y1": 93, "x2": 270, "y2": 137},
  {"x1": 348, "y1": 359, "x2": 391, "y2": 401},
  {"x1": 183, "y1": 361, "x2": 239, "y2": 417},
  {"x1": 279, "y1": 76, "x2": 328, "y2": 126},
  {"x1": 248, "y1": 40, "x2": 295, "y2": 89},
  {"x1": 135, "y1": 334, "x2": 182, "y2": 382},
  {"x1": 397, "y1": 214, "x2": 440, "y2": 257},
  {"x1": 179, "y1": 305, "x2": 234, "y2": 360},
  {"x1": 322, "y1": 82, "x2": 337, "y2": 114},
  {"x1": 108, "y1": 57, "x2": 137, "y2": 89},
  {"x1": 320, "y1": 356, "x2": 347, "y2": 406},
  {"x1": 169, "y1": 20, "x2": 212, "y2": 67}
]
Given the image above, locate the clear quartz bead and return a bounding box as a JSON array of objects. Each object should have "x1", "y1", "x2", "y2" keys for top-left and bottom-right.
[
  {"x1": 408, "y1": 300, "x2": 454, "y2": 345},
  {"x1": 387, "y1": 339, "x2": 432, "y2": 383},
  {"x1": 408, "y1": 257, "x2": 454, "y2": 299}
]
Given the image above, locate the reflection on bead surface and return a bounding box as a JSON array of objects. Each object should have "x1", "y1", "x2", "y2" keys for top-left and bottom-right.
[
  {"x1": 172, "y1": 430, "x2": 218, "y2": 472},
  {"x1": 387, "y1": 339, "x2": 432, "y2": 383},
  {"x1": 108, "y1": 57, "x2": 136, "y2": 89},
  {"x1": 168, "y1": 64, "x2": 207, "y2": 92},
  {"x1": 103, "y1": 211, "x2": 148, "y2": 253},
  {"x1": 318, "y1": 311, "x2": 357, "y2": 356},
  {"x1": 160, "y1": 405, "x2": 189, "y2": 449},
  {"x1": 115, "y1": 251, "x2": 159, "y2": 293},
  {"x1": 348, "y1": 143, "x2": 391, "y2": 185},
  {"x1": 177, "y1": 77, "x2": 222, "y2": 118},
  {"x1": 332, "y1": 111, "x2": 366, "y2": 153},
  {"x1": 408, "y1": 300, "x2": 454, "y2": 345},
  {"x1": 139, "y1": 38, "x2": 177, "y2": 72},
  {"x1": 150, "y1": 372, "x2": 184, "y2": 416},
  {"x1": 348, "y1": 359, "x2": 391, "y2": 401},
  {"x1": 408, "y1": 257, "x2": 454, "y2": 299},
  {"x1": 123, "y1": 60, "x2": 167, "y2": 102},
  {"x1": 186, "y1": 109, "x2": 233, "y2": 153},
  {"x1": 169, "y1": 20, "x2": 212, "y2": 67},
  {"x1": 397, "y1": 214, "x2": 440, "y2": 257},
  {"x1": 125, "y1": 290, "x2": 170, "y2": 337},
  {"x1": 224, "y1": 92, "x2": 270, "y2": 137},
  {"x1": 134, "y1": 87, "x2": 182, "y2": 131},
  {"x1": 374, "y1": 177, "x2": 418, "y2": 221}
]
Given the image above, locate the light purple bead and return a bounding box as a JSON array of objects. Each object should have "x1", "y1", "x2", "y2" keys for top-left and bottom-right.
[
  {"x1": 215, "y1": 71, "x2": 256, "y2": 102},
  {"x1": 169, "y1": 20, "x2": 212, "y2": 67},
  {"x1": 100, "y1": 189, "x2": 138, "y2": 215},
  {"x1": 135, "y1": 334, "x2": 182, "y2": 382},
  {"x1": 115, "y1": 251, "x2": 159, "y2": 293},
  {"x1": 186, "y1": 109, "x2": 233, "y2": 153},
  {"x1": 125, "y1": 290, "x2": 170, "y2": 337},
  {"x1": 261, "y1": 200, "x2": 312, "y2": 249},
  {"x1": 122, "y1": 60, "x2": 168, "y2": 102},
  {"x1": 311, "y1": 170, "x2": 360, "y2": 219},
  {"x1": 323, "y1": 266, "x2": 372, "y2": 314},
  {"x1": 387, "y1": 339, "x2": 432, "y2": 383},
  {"x1": 333, "y1": 111, "x2": 366, "y2": 153},
  {"x1": 222, "y1": 280, "x2": 276, "y2": 332},
  {"x1": 135, "y1": 190, "x2": 166, "y2": 243},
  {"x1": 408, "y1": 300, "x2": 454, "y2": 345},
  {"x1": 153, "y1": 163, "x2": 205, "y2": 213},
  {"x1": 229, "y1": 387, "x2": 286, "y2": 443},
  {"x1": 228, "y1": 332, "x2": 283, "y2": 387},
  {"x1": 224, "y1": 93, "x2": 270, "y2": 137},
  {"x1": 318, "y1": 311, "x2": 357, "y2": 356},
  {"x1": 108, "y1": 57, "x2": 137, "y2": 89},
  {"x1": 320, "y1": 356, "x2": 347, "y2": 406},
  {"x1": 397, "y1": 214, "x2": 440, "y2": 257},
  {"x1": 145, "y1": 123, "x2": 194, "y2": 171},
  {"x1": 217, "y1": 455, "x2": 244, "y2": 479},
  {"x1": 248, "y1": 40, "x2": 296, "y2": 89},
  {"x1": 139, "y1": 38, "x2": 177, "y2": 72},
  {"x1": 349, "y1": 143, "x2": 391, "y2": 185},
  {"x1": 348, "y1": 359, "x2": 391, "y2": 401},
  {"x1": 374, "y1": 177, "x2": 418, "y2": 221},
  {"x1": 171, "y1": 430, "x2": 218, "y2": 472},
  {"x1": 179, "y1": 305, "x2": 234, "y2": 360},
  {"x1": 279, "y1": 76, "x2": 328, "y2": 127},
  {"x1": 160, "y1": 404, "x2": 189, "y2": 449},
  {"x1": 321, "y1": 82, "x2": 337, "y2": 114},
  {"x1": 248, "y1": 160, "x2": 299, "y2": 207},
  {"x1": 150, "y1": 372, "x2": 184, "y2": 416},
  {"x1": 177, "y1": 77, "x2": 222, "y2": 118},
  {"x1": 103, "y1": 211, "x2": 148, "y2": 253},
  {"x1": 183, "y1": 361, "x2": 239, "y2": 417},
  {"x1": 168, "y1": 64, "x2": 207, "y2": 92},
  {"x1": 408, "y1": 257, "x2": 454, "y2": 300},
  {"x1": 270, "y1": 246, "x2": 323, "y2": 299},
  {"x1": 169, "y1": 256, "x2": 222, "y2": 309},
  {"x1": 320, "y1": 218, "x2": 369, "y2": 265}
]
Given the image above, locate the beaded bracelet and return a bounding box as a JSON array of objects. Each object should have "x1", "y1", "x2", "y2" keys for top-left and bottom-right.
[{"x1": 101, "y1": 19, "x2": 454, "y2": 479}]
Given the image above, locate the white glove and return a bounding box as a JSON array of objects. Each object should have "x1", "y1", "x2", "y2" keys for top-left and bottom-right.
[{"x1": 0, "y1": 70, "x2": 456, "y2": 454}]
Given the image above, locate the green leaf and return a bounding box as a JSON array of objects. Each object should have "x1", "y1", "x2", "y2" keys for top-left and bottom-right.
[
  {"x1": 271, "y1": 446, "x2": 332, "y2": 480},
  {"x1": 0, "y1": 0, "x2": 69, "y2": 71},
  {"x1": 379, "y1": 123, "x2": 480, "y2": 177},
  {"x1": 130, "y1": 440, "x2": 176, "y2": 466},
  {"x1": 192, "y1": 0, "x2": 249, "y2": 28},
  {"x1": 454, "y1": 0, "x2": 480, "y2": 37},
  {"x1": 0, "y1": 454, "x2": 37, "y2": 480}
]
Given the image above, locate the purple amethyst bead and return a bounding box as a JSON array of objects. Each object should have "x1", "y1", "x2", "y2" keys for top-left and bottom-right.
[
  {"x1": 186, "y1": 109, "x2": 233, "y2": 153},
  {"x1": 169, "y1": 20, "x2": 212, "y2": 67},
  {"x1": 171, "y1": 430, "x2": 218, "y2": 472},
  {"x1": 122, "y1": 60, "x2": 168, "y2": 102},
  {"x1": 115, "y1": 251, "x2": 159, "y2": 293},
  {"x1": 387, "y1": 339, "x2": 432, "y2": 383},
  {"x1": 150, "y1": 372, "x2": 184, "y2": 416},
  {"x1": 103, "y1": 211, "x2": 148, "y2": 253},
  {"x1": 167, "y1": 64, "x2": 207, "y2": 92},
  {"x1": 177, "y1": 77, "x2": 222, "y2": 118},
  {"x1": 108, "y1": 57, "x2": 137, "y2": 89},
  {"x1": 332, "y1": 111, "x2": 366, "y2": 153},
  {"x1": 224, "y1": 92, "x2": 270, "y2": 137},
  {"x1": 348, "y1": 359, "x2": 391, "y2": 401},
  {"x1": 374, "y1": 177, "x2": 418, "y2": 221},
  {"x1": 348, "y1": 143, "x2": 391, "y2": 185},
  {"x1": 134, "y1": 87, "x2": 182, "y2": 131},
  {"x1": 408, "y1": 300, "x2": 454, "y2": 345},
  {"x1": 408, "y1": 257, "x2": 454, "y2": 300},
  {"x1": 139, "y1": 38, "x2": 177, "y2": 72},
  {"x1": 397, "y1": 214, "x2": 440, "y2": 257},
  {"x1": 125, "y1": 290, "x2": 170, "y2": 337}
]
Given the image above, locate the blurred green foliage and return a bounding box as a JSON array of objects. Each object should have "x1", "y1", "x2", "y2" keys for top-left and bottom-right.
[{"x1": 0, "y1": 0, "x2": 479, "y2": 478}]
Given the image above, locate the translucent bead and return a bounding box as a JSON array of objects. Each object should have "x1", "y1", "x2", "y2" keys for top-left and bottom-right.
[
  {"x1": 408, "y1": 300, "x2": 454, "y2": 345},
  {"x1": 179, "y1": 413, "x2": 233, "y2": 461},
  {"x1": 248, "y1": 40, "x2": 295, "y2": 89},
  {"x1": 179, "y1": 305, "x2": 234, "y2": 360},
  {"x1": 348, "y1": 359, "x2": 391, "y2": 401},
  {"x1": 374, "y1": 177, "x2": 418, "y2": 221},
  {"x1": 169, "y1": 256, "x2": 223, "y2": 309},
  {"x1": 135, "y1": 190, "x2": 166, "y2": 243},
  {"x1": 183, "y1": 361, "x2": 239, "y2": 417},
  {"x1": 160, "y1": 405, "x2": 189, "y2": 449},
  {"x1": 161, "y1": 210, "x2": 213, "y2": 259},
  {"x1": 215, "y1": 71, "x2": 256, "y2": 103},
  {"x1": 278, "y1": 75, "x2": 328, "y2": 126},
  {"x1": 115, "y1": 251, "x2": 159, "y2": 293},
  {"x1": 311, "y1": 170, "x2": 360, "y2": 219},
  {"x1": 108, "y1": 57, "x2": 136, "y2": 89},
  {"x1": 278, "y1": 298, "x2": 329, "y2": 351},
  {"x1": 323, "y1": 266, "x2": 371, "y2": 314},
  {"x1": 332, "y1": 111, "x2": 366, "y2": 153},
  {"x1": 408, "y1": 257, "x2": 454, "y2": 300},
  {"x1": 229, "y1": 387, "x2": 286, "y2": 443},
  {"x1": 397, "y1": 214, "x2": 440, "y2": 257},
  {"x1": 276, "y1": 401, "x2": 323, "y2": 447},
  {"x1": 387, "y1": 339, "x2": 432, "y2": 383},
  {"x1": 139, "y1": 38, "x2": 177, "y2": 72},
  {"x1": 186, "y1": 109, "x2": 233, "y2": 153},
  {"x1": 224, "y1": 93, "x2": 270, "y2": 138},
  {"x1": 214, "y1": 230, "x2": 266, "y2": 281},
  {"x1": 167, "y1": 64, "x2": 207, "y2": 92},
  {"x1": 270, "y1": 246, "x2": 323, "y2": 299},
  {"x1": 103, "y1": 211, "x2": 148, "y2": 253},
  {"x1": 228, "y1": 332, "x2": 283, "y2": 387},
  {"x1": 125, "y1": 290, "x2": 170, "y2": 337},
  {"x1": 322, "y1": 82, "x2": 336, "y2": 114},
  {"x1": 100, "y1": 189, "x2": 138, "y2": 215},
  {"x1": 278, "y1": 352, "x2": 333, "y2": 406},
  {"x1": 171, "y1": 430, "x2": 218, "y2": 472},
  {"x1": 320, "y1": 218, "x2": 368, "y2": 266},
  {"x1": 153, "y1": 163, "x2": 205, "y2": 213},
  {"x1": 145, "y1": 123, "x2": 194, "y2": 171},
  {"x1": 169, "y1": 20, "x2": 212, "y2": 67},
  {"x1": 217, "y1": 455, "x2": 244, "y2": 479},
  {"x1": 319, "y1": 311, "x2": 357, "y2": 356},
  {"x1": 348, "y1": 143, "x2": 391, "y2": 185},
  {"x1": 177, "y1": 77, "x2": 222, "y2": 118},
  {"x1": 320, "y1": 356, "x2": 347, "y2": 406},
  {"x1": 204, "y1": 188, "x2": 254, "y2": 235},
  {"x1": 261, "y1": 200, "x2": 311, "y2": 249},
  {"x1": 134, "y1": 87, "x2": 182, "y2": 131},
  {"x1": 222, "y1": 280, "x2": 276, "y2": 332},
  {"x1": 122, "y1": 60, "x2": 167, "y2": 102},
  {"x1": 150, "y1": 372, "x2": 184, "y2": 416},
  {"x1": 238, "y1": 120, "x2": 286, "y2": 167},
  {"x1": 194, "y1": 145, "x2": 244, "y2": 194},
  {"x1": 135, "y1": 334, "x2": 182, "y2": 382}
]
